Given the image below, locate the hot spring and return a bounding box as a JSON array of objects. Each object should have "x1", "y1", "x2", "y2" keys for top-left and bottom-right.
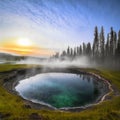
[{"x1": 15, "y1": 72, "x2": 109, "y2": 109}]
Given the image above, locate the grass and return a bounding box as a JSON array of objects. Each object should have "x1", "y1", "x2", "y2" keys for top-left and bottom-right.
[
  {"x1": 0, "y1": 64, "x2": 41, "y2": 72},
  {"x1": 0, "y1": 64, "x2": 120, "y2": 120}
]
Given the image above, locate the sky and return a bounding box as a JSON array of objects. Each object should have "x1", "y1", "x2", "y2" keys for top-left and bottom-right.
[{"x1": 0, "y1": 0, "x2": 120, "y2": 56}]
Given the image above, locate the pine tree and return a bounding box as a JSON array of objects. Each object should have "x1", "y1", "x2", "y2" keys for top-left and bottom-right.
[
  {"x1": 116, "y1": 30, "x2": 120, "y2": 58},
  {"x1": 113, "y1": 31, "x2": 117, "y2": 55},
  {"x1": 61, "y1": 50, "x2": 66, "y2": 57},
  {"x1": 105, "y1": 34, "x2": 110, "y2": 57},
  {"x1": 67, "y1": 46, "x2": 70, "y2": 56},
  {"x1": 73, "y1": 47, "x2": 77, "y2": 56},
  {"x1": 70, "y1": 48, "x2": 73, "y2": 56},
  {"x1": 100, "y1": 26, "x2": 105, "y2": 59},
  {"x1": 86, "y1": 42, "x2": 92, "y2": 57},
  {"x1": 109, "y1": 27, "x2": 114, "y2": 56},
  {"x1": 80, "y1": 45, "x2": 82, "y2": 55},
  {"x1": 77, "y1": 47, "x2": 80, "y2": 56},
  {"x1": 83, "y1": 42, "x2": 86, "y2": 55},
  {"x1": 93, "y1": 26, "x2": 99, "y2": 59}
]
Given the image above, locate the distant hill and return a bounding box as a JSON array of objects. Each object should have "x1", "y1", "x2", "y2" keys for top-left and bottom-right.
[
  {"x1": 0, "y1": 52, "x2": 47, "y2": 61},
  {"x1": 0, "y1": 52, "x2": 16, "y2": 57},
  {"x1": 0, "y1": 52, "x2": 21, "y2": 61}
]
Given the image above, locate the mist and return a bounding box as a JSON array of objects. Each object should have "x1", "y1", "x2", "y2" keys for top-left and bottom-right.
[{"x1": 16, "y1": 56, "x2": 96, "y2": 68}]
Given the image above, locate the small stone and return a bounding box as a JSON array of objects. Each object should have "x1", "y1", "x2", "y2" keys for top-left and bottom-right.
[
  {"x1": 29, "y1": 113, "x2": 44, "y2": 120},
  {"x1": 24, "y1": 104, "x2": 31, "y2": 109},
  {"x1": 0, "y1": 112, "x2": 11, "y2": 119}
]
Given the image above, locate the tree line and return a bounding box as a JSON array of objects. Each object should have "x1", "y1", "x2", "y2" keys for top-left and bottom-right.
[{"x1": 52, "y1": 26, "x2": 120, "y2": 69}]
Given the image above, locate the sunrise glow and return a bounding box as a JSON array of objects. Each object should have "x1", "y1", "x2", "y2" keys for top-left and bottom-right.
[{"x1": 0, "y1": 38, "x2": 55, "y2": 56}]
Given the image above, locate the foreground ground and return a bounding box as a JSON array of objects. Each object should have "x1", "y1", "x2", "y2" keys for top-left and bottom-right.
[{"x1": 0, "y1": 64, "x2": 120, "y2": 120}]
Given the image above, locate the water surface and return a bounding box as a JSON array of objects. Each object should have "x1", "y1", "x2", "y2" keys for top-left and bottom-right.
[{"x1": 15, "y1": 73, "x2": 108, "y2": 108}]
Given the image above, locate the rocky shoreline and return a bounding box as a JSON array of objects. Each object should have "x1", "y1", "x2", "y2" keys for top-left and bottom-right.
[{"x1": 1, "y1": 67, "x2": 115, "y2": 112}]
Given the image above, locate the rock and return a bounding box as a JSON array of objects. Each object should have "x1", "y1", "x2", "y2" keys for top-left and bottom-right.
[
  {"x1": 29, "y1": 113, "x2": 44, "y2": 120},
  {"x1": 24, "y1": 104, "x2": 31, "y2": 109},
  {"x1": 0, "y1": 112, "x2": 11, "y2": 119}
]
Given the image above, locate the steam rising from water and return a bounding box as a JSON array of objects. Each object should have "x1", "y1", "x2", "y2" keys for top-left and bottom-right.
[{"x1": 16, "y1": 56, "x2": 96, "y2": 68}]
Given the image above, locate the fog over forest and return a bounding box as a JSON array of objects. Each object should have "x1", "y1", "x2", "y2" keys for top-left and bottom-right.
[
  {"x1": 51, "y1": 26, "x2": 120, "y2": 69},
  {"x1": 1, "y1": 26, "x2": 120, "y2": 70}
]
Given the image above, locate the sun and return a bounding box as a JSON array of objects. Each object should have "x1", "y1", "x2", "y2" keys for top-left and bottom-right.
[
  {"x1": 0, "y1": 37, "x2": 55, "y2": 56},
  {"x1": 17, "y1": 38, "x2": 32, "y2": 47}
]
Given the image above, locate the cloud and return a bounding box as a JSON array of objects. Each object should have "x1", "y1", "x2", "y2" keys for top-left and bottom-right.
[
  {"x1": 0, "y1": 0, "x2": 90, "y2": 50},
  {"x1": 0, "y1": 0, "x2": 120, "y2": 56}
]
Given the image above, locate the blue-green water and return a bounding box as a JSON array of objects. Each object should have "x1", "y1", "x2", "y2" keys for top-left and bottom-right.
[{"x1": 15, "y1": 73, "x2": 108, "y2": 108}]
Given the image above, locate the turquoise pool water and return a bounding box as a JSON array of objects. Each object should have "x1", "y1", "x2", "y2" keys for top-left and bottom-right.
[{"x1": 15, "y1": 73, "x2": 108, "y2": 108}]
